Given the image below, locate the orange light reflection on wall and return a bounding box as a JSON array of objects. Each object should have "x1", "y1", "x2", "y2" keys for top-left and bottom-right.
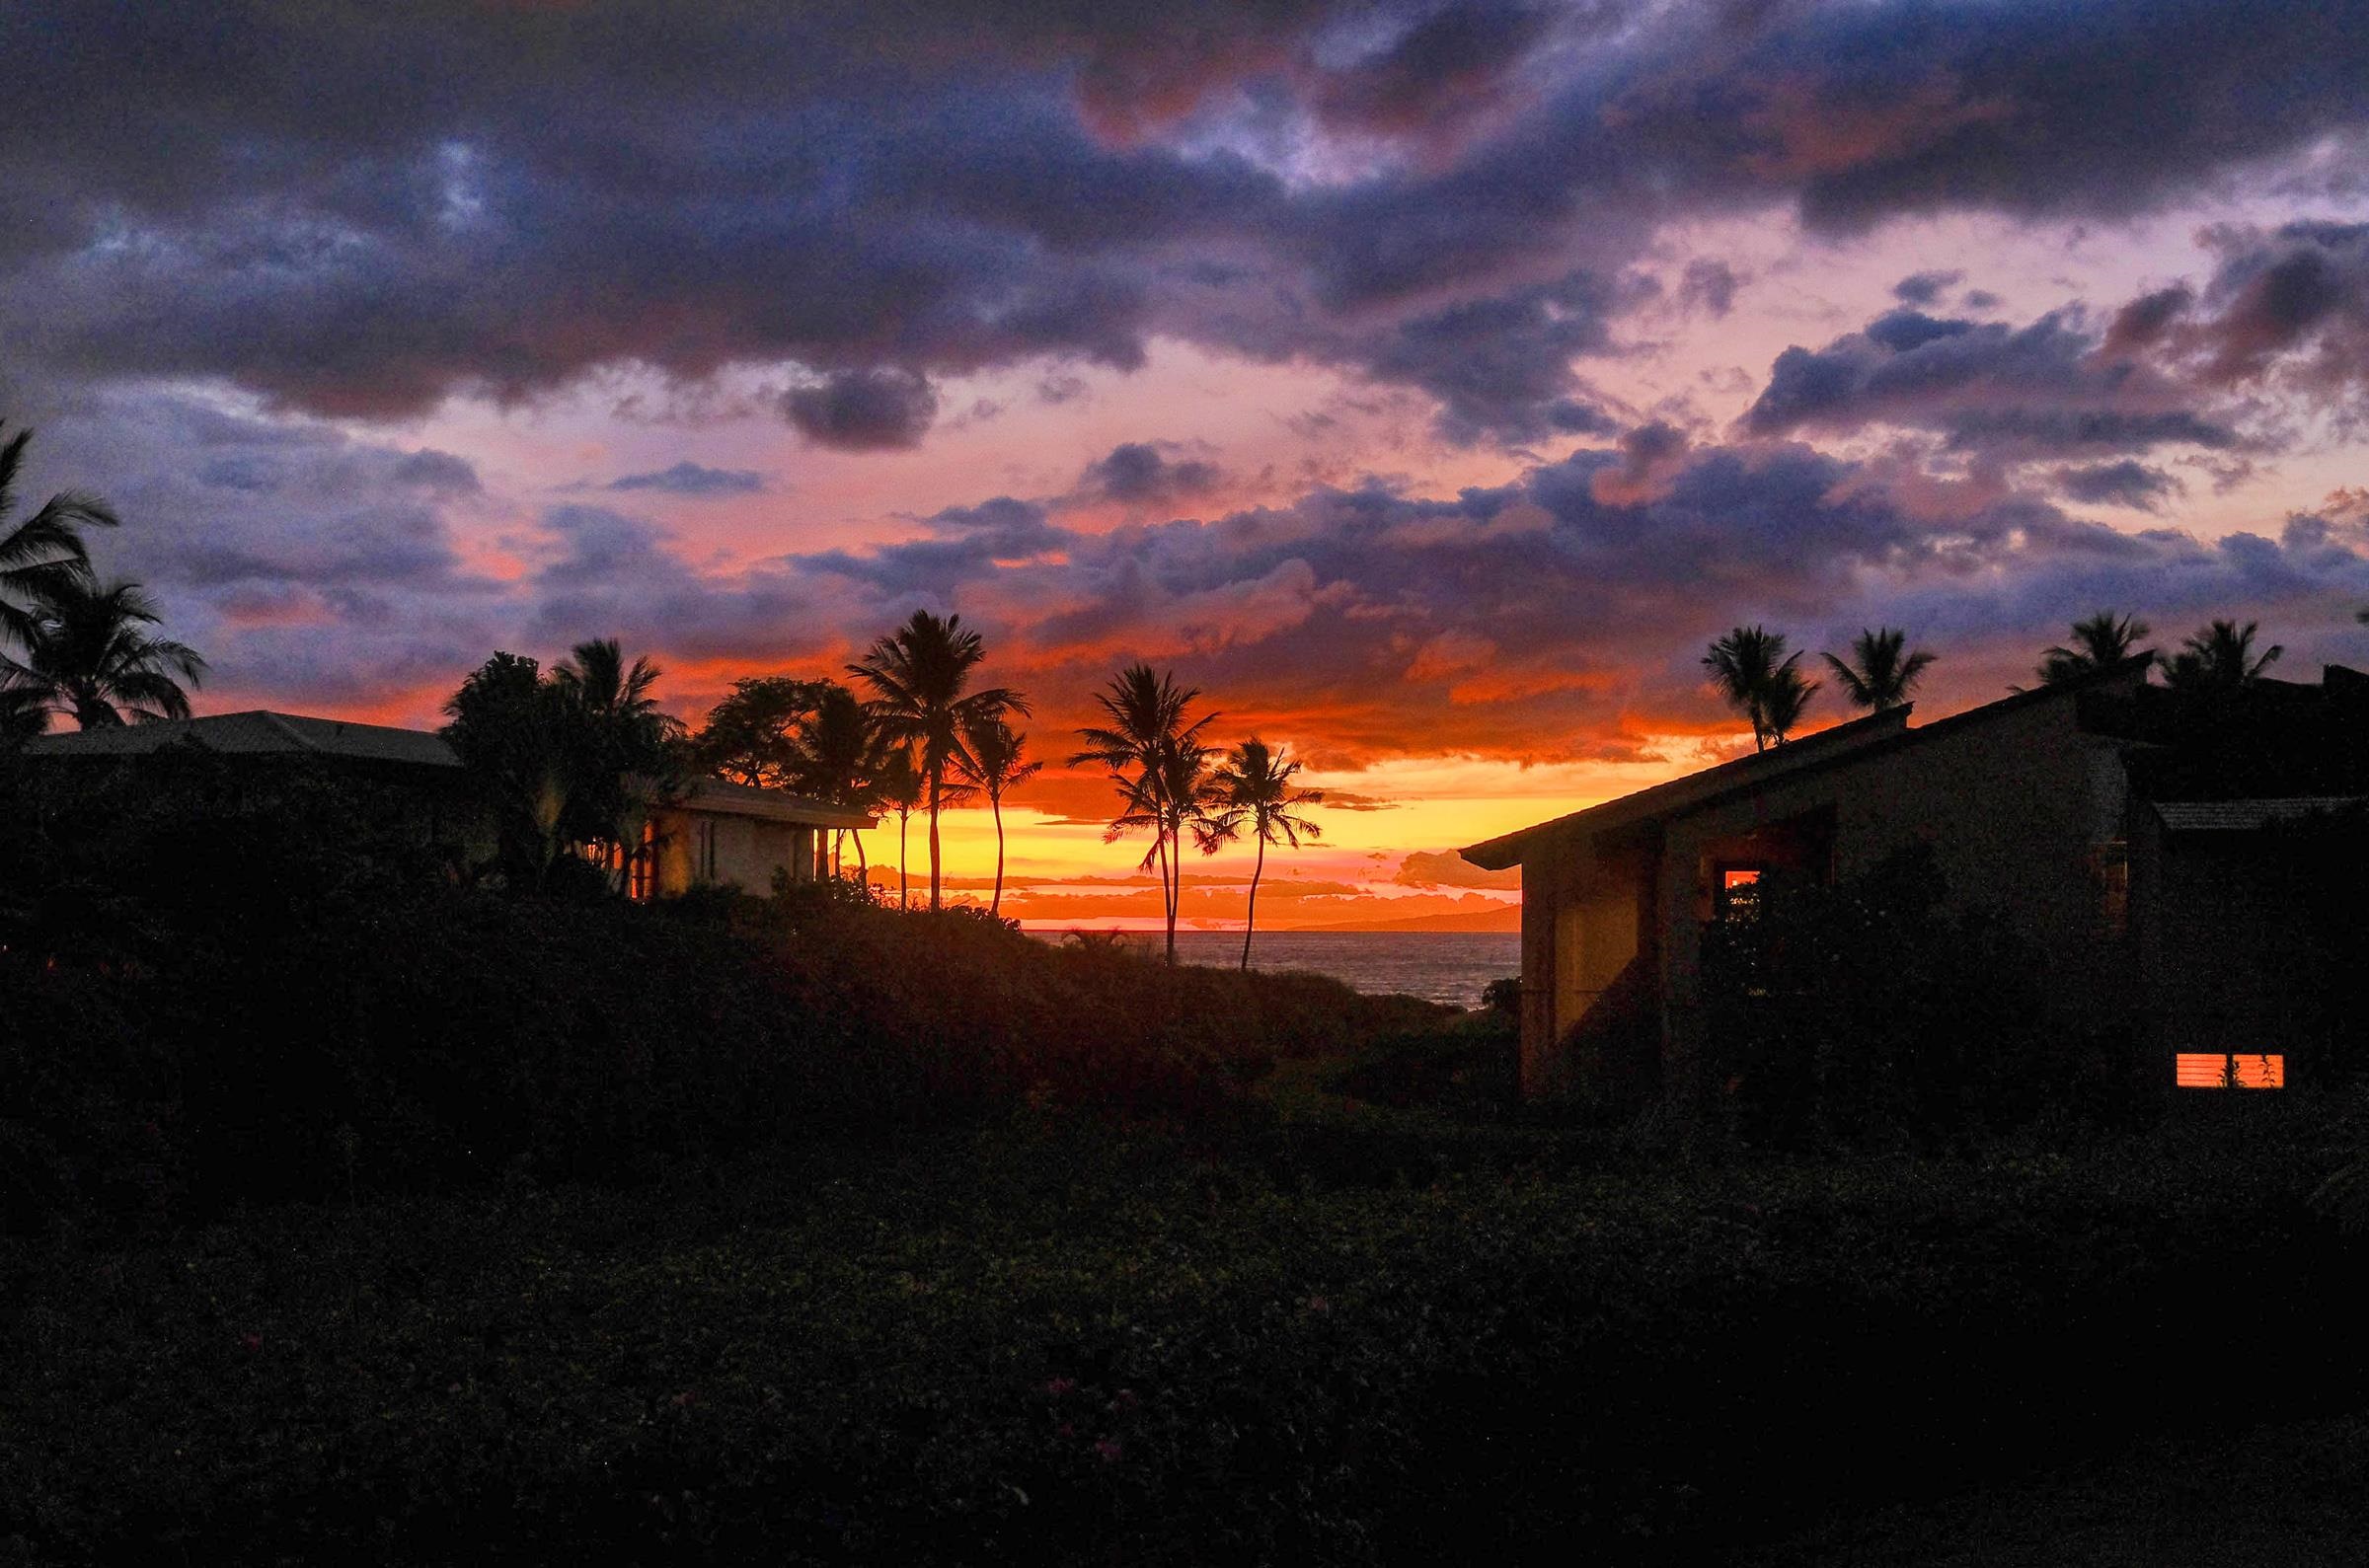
[{"x1": 2174, "y1": 1053, "x2": 2285, "y2": 1088}]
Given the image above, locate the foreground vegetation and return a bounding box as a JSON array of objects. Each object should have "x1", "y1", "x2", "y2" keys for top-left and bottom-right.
[
  {"x1": 2, "y1": 748, "x2": 1441, "y2": 1237},
  {"x1": 5, "y1": 1095, "x2": 2364, "y2": 1565},
  {"x1": 9, "y1": 752, "x2": 2367, "y2": 1564}
]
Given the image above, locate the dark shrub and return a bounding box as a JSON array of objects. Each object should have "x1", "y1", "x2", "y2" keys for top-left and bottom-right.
[
  {"x1": 1699, "y1": 843, "x2": 2068, "y2": 1147},
  {"x1": 2, "y1": 758, "x2": 1449, "y2": 1233}
]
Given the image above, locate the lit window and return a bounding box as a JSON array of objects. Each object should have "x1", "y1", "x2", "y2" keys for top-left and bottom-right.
[
  {"x1": 2175, "y1": 1053, "x2": 2284, "y2": 1088},
  {"x1": 1714, "y1": 865, "x2": 1764, "y2": 921}
]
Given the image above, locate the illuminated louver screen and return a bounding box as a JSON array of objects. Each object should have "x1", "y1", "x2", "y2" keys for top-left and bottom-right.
[{"x1": 2174, "y1": 1053, "x2": 2285, "y2": 1088}]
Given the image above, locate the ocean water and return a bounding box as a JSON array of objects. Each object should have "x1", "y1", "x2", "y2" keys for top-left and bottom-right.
[{"x1": 1042, "y1": 930, "x2": 1521, "y2": 1009}]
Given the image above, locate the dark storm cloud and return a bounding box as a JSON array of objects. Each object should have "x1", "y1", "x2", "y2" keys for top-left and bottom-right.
[
  {"x1": 1351, "y1": 269, "x2": 1625, "y2": 445},
  {"x1": 793, "y1": 497, "x2": 1075, "y2": 599},
  {"x1": 2100, "y1": 284, "x2": 2196, "y2": 359},
  {"x1": 2054, "y1": 459, "x2": 2183, "y2": 510},
  {"x1": 2179, "y1": 221, "x2": 2369, "y2": 404},
  {"x1": 1077, "y1": 442, "x2": 1228, "y2": 507},
  {"x1": 607, "y1": 462, "x2": 768, "y2": 498},
  {"x1": 1892, "y1": 269, "x2": 1964, "y2": 305},
  {"x1": 720, "y1": 436, "x2": 2361, "y2": 761},
  {"x1": 525, "y1": 504, "x2": 828, "y2": 662},
  {"x1": 231, "y1": 423, "x2": 2326, "y2": 762},
  {"x1": 1306, "y1": 0, "x2": 1559, "y2": 139},
  {"x1": 782, "y1": 370, "x2": 943, "y2": 451},
  {"x1": 15, "y1": 390, "x2": 511, "y2": 708},
  {"x1": 1742, "y1": 305, "x2": 2241, "y2": 455},
  {"x1": 38, "y1": 393, "x2": 490, "y2": 595},
  {"x1": 6, "y1": 2, "x2": 2369, "y2": 448}
]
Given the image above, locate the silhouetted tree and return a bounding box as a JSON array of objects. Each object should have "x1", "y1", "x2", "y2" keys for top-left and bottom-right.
[
  {"x1": 849, "y1": 611, "x2": 1026, "y2": 911},
  {"x1": 553, "y1": 638, "x2": 686, "y2": 894},
  {"x1": 2163, "y1": 618, "x2": 2283, "y2": 692},
  {"x1": 0, "y1": 669, "x2": 42, "y2": 741},
  {"x1": 1821, "y1": 627, "x2": 1935, "y2": 711},
  {"x1": 1, "y1": 576, "x2": 206, "y2": 730},
  {"x1": 1204, "y1": 738, "x2": 1325, "y2": 970},
  {"x1": 441, "y1": 642, "x2": 682, "y2": 895},
  {"x1": 1074, "y1": 663, "x2": 1219, "y2": 962},
  {"x1": 1704, "y1": 626, "x2": 1816, "y2": 750},
  {"x1": 697, "y1": 676, "x2": 823, "y2": 787},
  {"x1": 874, "y1": 747, "x2": 924, "y2": 908},
  {"x1": 1759, "y1": 660, "x2": 1819, "y2": 744},
  {"x1": 789, "y1": 682, "x2": 893, "y2": 877},
  {"x1": 442, "y1": 652, "x2": 576, "y2": 890},
  {"x1": 952, "y1": 715, "x2": 1041, "y2": 917},
  {"x1": 1, "y1": 420, "x2": 116, "y2": 670},
  {"x1": 2037, "y1": 611, "x2": 2151, "y2": 684}
]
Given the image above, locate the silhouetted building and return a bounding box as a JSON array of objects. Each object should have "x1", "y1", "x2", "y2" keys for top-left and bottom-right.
[
  {"x1": 21, "y1": 709, "x2": 872, "y2": 897},
  {"x1": 1463, "y1": 660, "x2": 2367, "y2": 1104}
]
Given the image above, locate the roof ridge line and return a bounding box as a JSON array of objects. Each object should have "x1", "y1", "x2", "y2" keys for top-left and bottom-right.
[{"x1": 253, "y1": 710, "x2": 327, "y2": 755}]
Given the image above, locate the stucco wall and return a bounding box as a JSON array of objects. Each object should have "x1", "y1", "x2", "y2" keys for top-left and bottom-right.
[
  {"x1": 650, "y1": 808, "x2": 831, "y2": 896},
  {"x1": 1515, "y1": 833, "x2": 1653, "y2": 1097},
  {"x1": 1655, "y1": 687, "x2": 2129, "y2": 1097},
  {"x1": 2130, "y1": 817, "x2": 2316, "y2": 1065},
  {"x1": 1507, "y1": 680, "x2": 2140, "y2": 1103}
]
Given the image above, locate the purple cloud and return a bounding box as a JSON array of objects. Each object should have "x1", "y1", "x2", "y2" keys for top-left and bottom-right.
[
  {"x1": 607, "y1": 462, "x2": 767, "y2": 497},
  {"x1": 782, "y1": 369, "x2": 942, "y2": 451}
]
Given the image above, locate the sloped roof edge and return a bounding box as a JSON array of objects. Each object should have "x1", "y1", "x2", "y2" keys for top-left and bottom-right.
[
  {"x1": 1459, "y1": 655, "x2": 2152, "y2": 870},
  {"x1": 21, "y1": 709, "x2": 461, "y2": 768},
  {"x1": 678, "y1": 777, "x2": 878, "y2": 829}
]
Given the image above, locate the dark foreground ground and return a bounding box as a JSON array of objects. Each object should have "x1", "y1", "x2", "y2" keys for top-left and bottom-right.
[{"x1": 6, "y1": 1057, "x2": 2365, "y2": 1566}]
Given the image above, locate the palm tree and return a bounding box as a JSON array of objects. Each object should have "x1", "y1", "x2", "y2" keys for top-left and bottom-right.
[
  {"x1": 1131, "y1": 733, "x2": 1223, "y2": 960},
  {"x1": 1, "y1": 576, "x2": 206, "y2": 730},
  {"x1": 849, "y1": 611, "x2": 1027, "y2": 911},
  {"x1": 2037, "y1": 611, "x2": 2151, "y2": 685},
  {"x1": 2163, "y1": 619, "x2": 2283, "y2": 692},
  {"x1": 1, "y1": 420, "x2": 117, "y2": 662},
  {"x1": 1703, "y1": 626, "x2": 1814, "y2": 750},
  {"x1": 1072, "y1": 663, "x2": 1219, "y2": 963},
  {"x1": 552, "y1": 637, "x2": 684, "y2": 894},
  {"x1": 951, "y1": 716, "x2": 1041, "y2": 917},
  {"x1": 553, "y1": 637, "x2": 672, "y2": 734},
  {"x1": 1205, "y1": 739, "x2": 1325, "y2": 970},
  {"x1": 1821, "y1": 628, "x2": 1936, "y2": 711},
  {"x1": 789, "y1": 682, "x2": 892, "y2": 878},
  {"x1": 874, "y1": 748, "x2": 924, "y2": 908},
  {"x1": 1, "y1": 667, "x2": 45, "y2": 740},
  {"x1": 1758, "y1": 662, "x2": 1819, "y2": 744}
]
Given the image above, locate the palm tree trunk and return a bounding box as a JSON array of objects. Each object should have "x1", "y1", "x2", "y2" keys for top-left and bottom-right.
[
  {"x1": 1241, "y1": 831, "x2": 1265, "y2": 971},
  {"x1": 1155, "y1": 829, "x2": 1175, "y2": 964},
  {"x1": 990, "y1": 790, "x2": 1006, "y2": 917},
  {"x1": 898, "y1": 811, "x2": 910, "y2": 909},
  {"x1": 927, "y1": 760, "x2": 944, "y2": 911},
  {"x1": 853, "y1": 831, "x2": 868, "y2": 880},
  {"x1": 1162, "y1": 810, "x2": 1180, "y2": 965}
]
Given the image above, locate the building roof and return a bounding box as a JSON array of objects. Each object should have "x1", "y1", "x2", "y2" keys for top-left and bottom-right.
[
  {"x1": 1459, "y1": 705, "x2": 1913, "y2": 870},
  {"x1": 2152, "y1": 797, "x2": 2366, "y2": 833},
  {"x1": 1459, "y1": 656, "x2": 2152, "y2": 870},
  {"x1": 23, "y1": 710, "x2": 879, "y2": 827},
  {"x1": 677, "y1": 777, "x2": 877, "y2": 830},
  {"x1": 21, "y1": 709, "x2": 462, "y2": 768}
]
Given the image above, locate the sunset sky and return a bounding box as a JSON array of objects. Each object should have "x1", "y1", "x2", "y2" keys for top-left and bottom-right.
[{"x1": 6, "y1": 2, "x2": 2369, "y2": 927}]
